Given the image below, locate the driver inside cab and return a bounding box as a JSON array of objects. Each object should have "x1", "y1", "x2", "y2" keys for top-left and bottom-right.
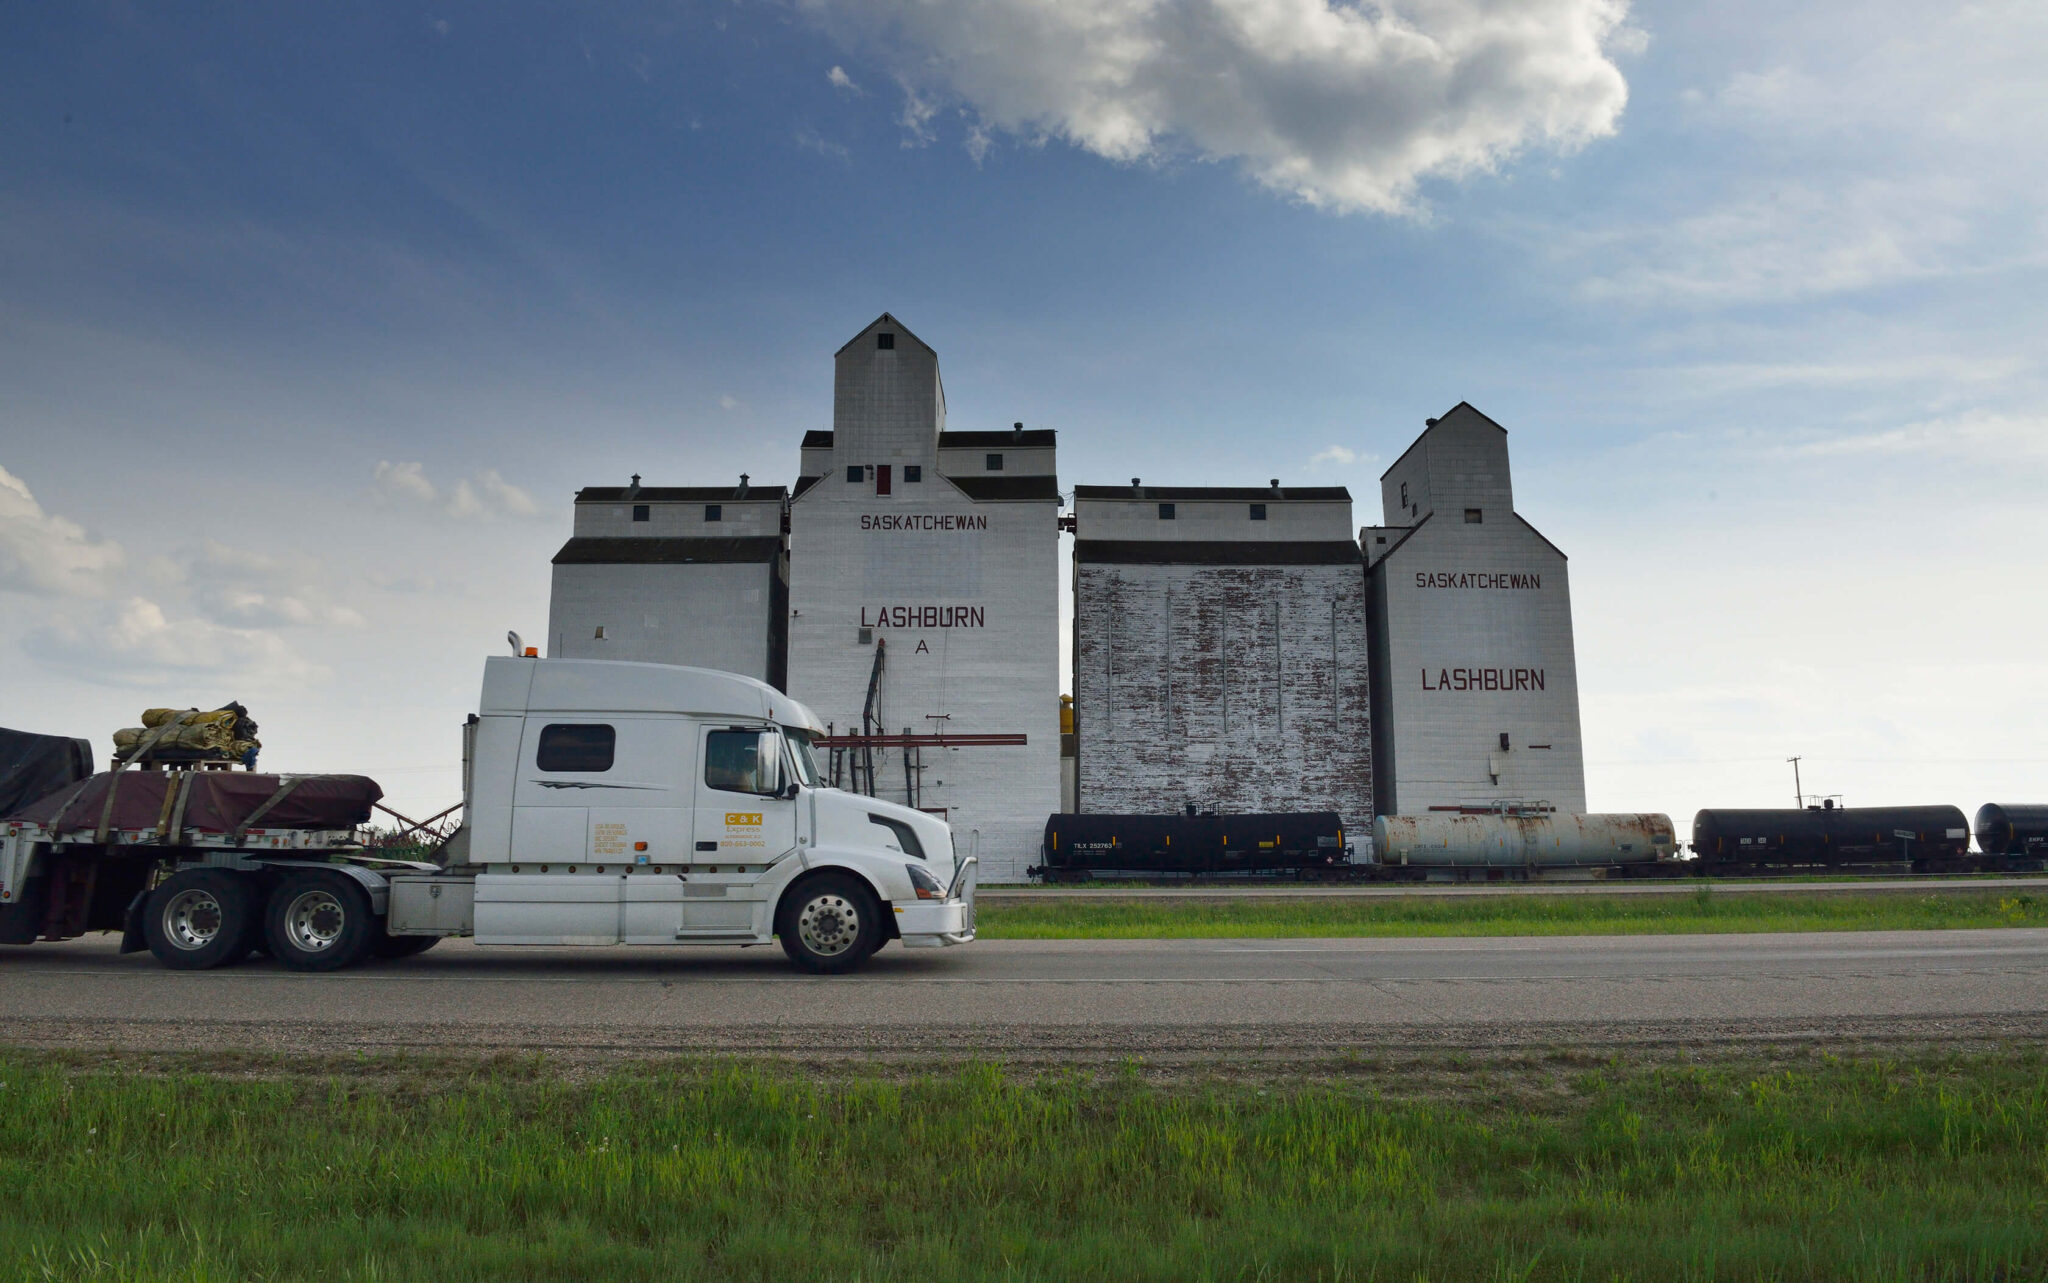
[{"x1": 704, "y1": 730, "x2": 766, "y2": 793}]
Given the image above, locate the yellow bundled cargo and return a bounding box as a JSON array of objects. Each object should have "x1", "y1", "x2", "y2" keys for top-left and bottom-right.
[
  {"x1": 141, "y1": 708, "x2": 240, "y2": 730},
  {"x1": 111, "y1": 702, "x2": 261, "y2": 767},
  {"x1": 113, "y1": 725, "x2": 250, "y2": 755}
]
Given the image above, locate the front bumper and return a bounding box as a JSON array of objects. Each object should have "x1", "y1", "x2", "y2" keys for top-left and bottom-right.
[
  {"x1": 895, "y1": 855, "x2": 976, "y2": 948},
  {"x1": 893, "y1": 898, "x2": 975, "y2": 946}
]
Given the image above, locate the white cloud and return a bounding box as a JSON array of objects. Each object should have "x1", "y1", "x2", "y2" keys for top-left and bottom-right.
[
  {"x1": 373, "y1": 462, "x2": 541, "y2": 520},
  {"x1": 1310, "y1": 444, "x2": 1358, "y2": 466},
  {"x1": 447, "y1": 469, "x2": 540, "y2": 520},
  {"x1": 22, "y1": 596, "x2": 327, "y2": 689},
  {"x1": 801, "y1": 0, "x2": 1635, "y2": 213},
  {"x1": 1656, "y1": 352, "x2": 2029, "y2": 398},
  {"x1": 1572, "y1": 179, "x2": 1962, "y2": 305},
  {"x1": 718, "y1": 394, "x2": 741, "y2": 410},
  {"x1": 481, "y1": 469, "x2": 539, "y2": 518},
  {"x1": 964, "y1": 119, "x2": 994, "y2": 165},
  {"x1": 0, "y1": 464, "x2": 125, "y2": 597},
  {"x1": 1558, "y1": 0, "x2": 2048, "y2": 305},
  {"x1": 372, "y1": 460, "x2": 437, "y2": 505},
  {"x1": 1, "y1": 474, "x2": 353, "y2": 693},
  {"x1": 827, "y1": 65, "x2": 862, "y2": 94},
  {"x1": 895, "y1": 76, "x2": 939, "y2": 148},
  {"x1": 1781, "y1": 412, "x2": 2048, "y2": 465},
  {"x1": 794, "y1": 125, "x2": 852, "y2": 161},
  {"x1": 185, "y1": 541, "x2": 369, "y2": 630}
]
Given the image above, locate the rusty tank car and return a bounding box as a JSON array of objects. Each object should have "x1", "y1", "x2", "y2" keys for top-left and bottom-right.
[{"x1": 1372, "y1": 811, "x2": 1676, "y2": 878}]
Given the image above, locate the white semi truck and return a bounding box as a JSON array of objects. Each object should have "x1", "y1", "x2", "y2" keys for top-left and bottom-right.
[{"x1": 0, "y1": 654, "x2": 976, "y2": 974}]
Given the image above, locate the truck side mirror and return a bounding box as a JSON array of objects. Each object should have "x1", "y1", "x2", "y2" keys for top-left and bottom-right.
[
  {"x1": 752, "y1": 730, "x2": 784, "y2": 798},
  {"x1": 781, "y1": 781, "x2": 800, "y2": 801}
]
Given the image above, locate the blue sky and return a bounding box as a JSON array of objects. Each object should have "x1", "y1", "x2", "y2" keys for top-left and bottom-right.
[{"x1": 3, "y1": 0, "x2": 2044, "y2": 830}]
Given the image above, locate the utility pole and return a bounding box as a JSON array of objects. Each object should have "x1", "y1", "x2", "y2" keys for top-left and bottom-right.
[{"x1": 1787, "y1": 756, "x2": 1804, "y2": 808}]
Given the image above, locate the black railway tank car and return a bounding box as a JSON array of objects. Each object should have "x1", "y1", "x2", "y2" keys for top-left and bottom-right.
[
  {"x1": 1692, "y1": 803, "x2": 1971, "y2": 871},
  {"x1": 1974, "y1": 804, "x2": 2048, "y2": 867},
  {"x1": 1034, "y1": 812, "x2": 1349, "y2": 880}
]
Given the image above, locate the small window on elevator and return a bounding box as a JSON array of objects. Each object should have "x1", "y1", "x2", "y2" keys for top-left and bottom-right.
[
  {"x1": 1464, "y1": 508, "x2": 1483, "y2": 524},
  {"x1": 1158, "y1": 502, "x2": 1176, "y2": 520},
  {"x1": 704, "y1": 504, "x2": 722, "y2": 522},
  {"x1": 846, "y1": 465, "x2": 864, "y2": 485},
  {"x1": 903, "y1": 465, "x2": 922, "y2": 483},
  {"x1": 876, "y1": 332, "x2": 895, "y2": 350},
  {"x1": 631, "y1": 504, "x2": 650, "y2": 522},
  {"x1": 1249, "y1": 503, "x2": 1267, "y2": 521},
  {"x1": 986, "y1": 453, "x2": 1005, "y2": 471}
]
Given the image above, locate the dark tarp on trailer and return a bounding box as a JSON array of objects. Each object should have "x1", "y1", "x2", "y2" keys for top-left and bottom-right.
[
  {"x1": 0, "y1": 727, "x2": 95, "y2": 818},
  {"x1": 6, "y1": 770, "x2": 382, "y2": 836}
]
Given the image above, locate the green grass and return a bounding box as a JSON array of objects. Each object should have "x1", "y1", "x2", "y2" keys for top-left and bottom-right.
[
  {"x1": 4, "y1": 1048, "x2": 2048, "y2": 1280},
  {"x1": 974, "y1": 887, "x2": 2048, "y2": 939}
]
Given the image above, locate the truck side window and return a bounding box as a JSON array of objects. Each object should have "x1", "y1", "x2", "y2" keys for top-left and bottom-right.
[
  {"x1": 705, "y1": 729, "x2": 781, "y2": 796},
  {"x1": 536, "y1": 724, "x2": 615, "y2": 772}
]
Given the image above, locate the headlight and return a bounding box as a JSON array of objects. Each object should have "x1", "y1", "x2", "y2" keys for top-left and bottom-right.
[{"x1": 906, "y1": 863, "x2": 945, "y2": 901}]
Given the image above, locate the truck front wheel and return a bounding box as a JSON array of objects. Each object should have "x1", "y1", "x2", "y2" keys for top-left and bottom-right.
[
  {"x1": 777, "y1": 873, "x2": 882, "y2": 974},
  {"x1": 264, "y1": 872, "x2": 375, "y2": 972},
  {"x1": 143, "y1": 870, "x2": 257, "y2": 971}
]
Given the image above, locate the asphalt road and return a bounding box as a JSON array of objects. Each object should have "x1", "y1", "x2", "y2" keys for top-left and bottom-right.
[{"x1": 3, "y1": 929, "x2": 2045, "y2": 1063}]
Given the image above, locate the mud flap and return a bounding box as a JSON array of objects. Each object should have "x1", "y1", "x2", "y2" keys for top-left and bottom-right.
[
  {"x1": 0, "y1": 878, "x2": 48, "y2": 945},
  {"x1": 119, "y1": 888, "x2": 148, "y2": 954}
]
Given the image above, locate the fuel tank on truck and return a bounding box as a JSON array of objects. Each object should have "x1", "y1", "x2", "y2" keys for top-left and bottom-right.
[{"x1": 1373, "y1": 812, "x2": 1675, "y2": 868}]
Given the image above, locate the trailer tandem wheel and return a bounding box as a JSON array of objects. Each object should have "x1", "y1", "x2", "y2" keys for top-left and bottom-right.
[
  {"x1": 142, "y1": 869, "x2": 258, "y2": 971},
  {"x1": 263, "y1": 871, "x2": 376, "y2": 972}
]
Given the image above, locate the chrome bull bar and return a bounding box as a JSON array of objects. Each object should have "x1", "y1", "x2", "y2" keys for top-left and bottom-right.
[{"x1": 946, "y1": 853, "x2": 978, "y2": 902}]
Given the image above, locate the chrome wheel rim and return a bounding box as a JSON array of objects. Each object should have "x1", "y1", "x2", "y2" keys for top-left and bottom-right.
[
  {"x1": 796, "y1": 893, "x2": 860, "y2": 957},
  {"x1": 282, "y1": 889, "x2": 347, "y2": 953},
  {"x1": 162, "y1": 888, "x2": 224, "y2": 951}
]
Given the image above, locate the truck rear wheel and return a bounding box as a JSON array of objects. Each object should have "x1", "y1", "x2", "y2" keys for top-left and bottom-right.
[
  {"x1": 143, "y1": 870, "x2": 257, "y2": 971},
  {"x1": 264, "y1": 872, "x2": 375, "y2": 972},
  {"x1": 777, "y1": 873, "x2": 882, "y2": 974}
]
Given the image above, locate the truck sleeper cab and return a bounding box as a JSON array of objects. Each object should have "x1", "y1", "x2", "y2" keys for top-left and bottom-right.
[{"x1": 452, "y1": 656, "x2": 974, "y2": 972}]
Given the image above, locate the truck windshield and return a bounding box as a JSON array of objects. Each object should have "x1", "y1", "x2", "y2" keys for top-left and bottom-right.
[{"x1": 784, "y1": 730, "x2": 824, "y2": 788}]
